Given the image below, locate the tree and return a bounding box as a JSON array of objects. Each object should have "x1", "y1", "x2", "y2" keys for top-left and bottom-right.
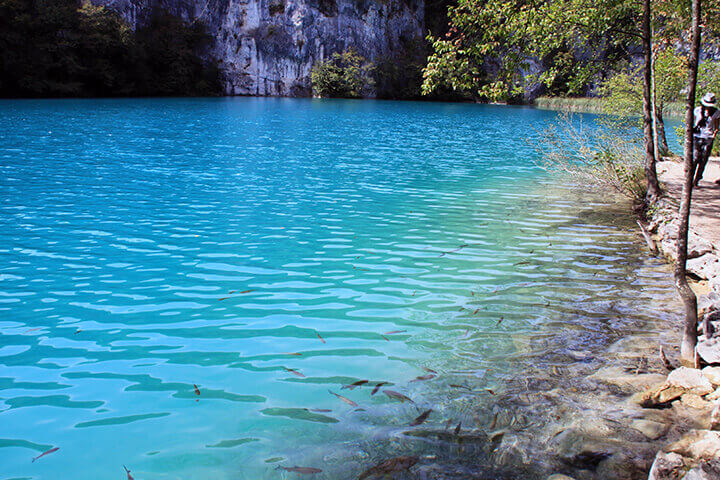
[
  {"x1": 675, "y1": 0, "x2": 701, "y2": 367},
  {"x1": 311, "y1": 49, "x2": 374, "y2": 98},
  {"x1": 422, "y1": 0, "x2": 661, "y2": 204}
]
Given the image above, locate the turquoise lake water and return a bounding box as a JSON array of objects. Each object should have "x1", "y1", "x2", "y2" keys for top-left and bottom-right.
[{"x1": 0, "y1": 98, "x2": 682, "y2": 480}]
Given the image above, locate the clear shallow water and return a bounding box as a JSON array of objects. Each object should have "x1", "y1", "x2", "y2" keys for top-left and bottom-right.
[{"x1": 0, "y1": 98, "x2": 681, "y2": 480}]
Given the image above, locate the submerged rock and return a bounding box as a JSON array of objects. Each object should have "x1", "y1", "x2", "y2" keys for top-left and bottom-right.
[
  {"x1": 667, "y1": 430, "x2": 720, "y2": 460},
  {"x1": 631, "y1": 419, "x2": 669, "y2": 440}
]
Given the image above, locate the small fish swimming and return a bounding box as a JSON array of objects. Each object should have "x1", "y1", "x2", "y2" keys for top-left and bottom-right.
[
  {"x1": 124, "y1": 465, "x2": 135, "y2": 480},
  {"x1": 285, "y1": 368, "x2": 306, "y2": 378},
  {"x1": 449, "y1": 384, "x2": 471, "y2": 390},
  {"x1": 328, "y1": 390, "x2": 358, "y2": 407},
  {"x1": 454, "y1": 421, "x2": 462, "y2": 435},
  {"x1": 381, "y1": 335, "x2": 390, "y2": 341},
  {"x1": 358, "y1": 456, "x2": 419, "y2": 480},
  {"x1": 496, "y1": 316, "x2": 504, "y2": 326},
  {"x1": 276, "y1": 465, "x2": 323, "y2": 474},
  {"x1": 410, "y1": 374, "x2": 436, "y2": 382},
  {"x1": 410, "y1": 409, "x2": 432, "y2": 426},
  {"x1": 32, "y1": 447, "x2": 59, "y2": 463},
  {"x1": 316, "y1": 332, "x2": 326, "y2": 344},
  {"x1": 371, "y1": 382, "x2": 388, "y2": 395},
  {"x1": 342, "y1": 380, "x2": 369, "y2": 390},
  {"x1": 194, "y1": 384, "x2": 201, "y2": 396},
  {"x1": 384, "y1": 330, "x2": 406, "y2": 335},
  {"x1": 310, "y1": 408, "x2": 332, "y2": 413},
  {"x1": 218, "y1": 297, "x2": 230, "y2": 301},
  {"x1": 486, "y1": 388, "x2": 496, "y2": 395},
  {"x1": 283, "y1": 352, "x2": 302, "y2": 356},
  {"x1": 444, "y1": 418, "x2": 453, "y2": 430},
  {"x1": 473, "y1": 309, "x2": 479, "y2": 315},
  {"x1": 238, "y1": 289, "x2": 253, "y2": 294},
  {"x1": 383, "y1": 390, "x2": 414, "y2": 403},
  {"x1": 422, "y1": 367, "x2": 437, "y2": 374}
]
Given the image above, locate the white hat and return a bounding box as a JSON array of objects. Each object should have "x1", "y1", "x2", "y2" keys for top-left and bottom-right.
[{"x1": 701, "y1": 92, "x2": 717, "y2": 107}]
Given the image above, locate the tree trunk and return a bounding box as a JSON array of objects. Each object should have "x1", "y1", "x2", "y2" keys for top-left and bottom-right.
[
  {"x1": 656, "y1": 103, "x2": 670, "y2": 156},
  {"x1": 642, "y1": 0, "x2": 659, "y2": 203},
  {"x1": 675, "y1": 0, "x2": 701, "y2": 367},
  {"x1": 651, "y1": 40, "x2": 661, "y2": 161}
]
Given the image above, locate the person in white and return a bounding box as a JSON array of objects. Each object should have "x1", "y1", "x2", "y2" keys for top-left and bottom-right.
[{"x1": 692, "y1": 92, "x2": 720, "y2": 187}]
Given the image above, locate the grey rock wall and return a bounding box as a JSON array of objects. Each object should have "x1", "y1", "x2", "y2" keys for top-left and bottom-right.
[{"x1": 94, "y1": 0, "x2": 424, "y2": 96}]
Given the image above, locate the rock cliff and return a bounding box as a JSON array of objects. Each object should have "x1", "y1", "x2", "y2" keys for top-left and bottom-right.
[{"x1": 94, "y1": 0, "x2": 424, "y2": 96}]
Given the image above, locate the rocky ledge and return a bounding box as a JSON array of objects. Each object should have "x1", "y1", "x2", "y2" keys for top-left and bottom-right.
[{"x1": 638, "y1": 169, "x2": 720, "y2": 480}]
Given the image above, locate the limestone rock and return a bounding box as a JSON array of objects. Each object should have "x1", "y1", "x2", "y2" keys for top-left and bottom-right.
[
  {"x1": 547, "y1": 475, "x2": 577, "y2": 480},
  {"x1": 630, "y1": 419, "x2": 668, "y2": 440},
  {"x1": 687, "y1": 254, "x2": 720, "y2": 282},
  {"x1": 680, "y1": 393, "x2": 714, "y2": 410},
  {"x1": 637, "y1": 384, "x2": 685, "y2": 408},
  {"x1": 667, "y1": 368, "x2": 715, "y2": 396},
  {"x1": 688, "y1": 233, "x2": 714, "y2": 260},
  {"x1": 697, "y1": 338, "x2": 720, "y2": 365},
  {"x1": 711, "y1": 403, "x2": 720, "y2": 431},
  {"x1": 90, "y1": 0, "x2": 424, "y2": 97},
  {"x1": 668, "y1": 430, "x2": 720, "y2": 460},
  {"x1": 682, "y1": 461, "x2": 720, "y2": 480},
  {"x1": 648, "y1": 451, "x2": 687, "y2": 480},
  {"x1": 707, "y1": 388, "x2": 720, "y2": 401},
  {"x1": 588, "y1": 367, "x2": 666, "y2": 393},
  {"x1": 702, "y1": 367, "x2": 720, "y2": 387}
]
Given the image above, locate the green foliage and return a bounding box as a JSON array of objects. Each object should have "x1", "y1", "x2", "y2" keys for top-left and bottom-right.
[
  {"x1": 311, "y1": 49, "x2": 374, "y2": 98},
  {"x1": 0, "y1": 0, "x2": 221, "y2": 97},
  {"x1": 422, "y1": 0, "x2": 636, "y2": 102}
]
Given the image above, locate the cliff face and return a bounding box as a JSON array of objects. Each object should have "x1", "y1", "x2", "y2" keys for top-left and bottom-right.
[{"x1": 94, "y1": 0, "x2": 424, "y2": 96}]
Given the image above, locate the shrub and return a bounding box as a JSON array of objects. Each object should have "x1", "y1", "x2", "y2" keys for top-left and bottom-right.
[
  {"x1": 310, "y1": 48, "x2": 374, "y2": 98},
  {"x1": 538, "y1": 113, "x2": 648, "y2": 203}
]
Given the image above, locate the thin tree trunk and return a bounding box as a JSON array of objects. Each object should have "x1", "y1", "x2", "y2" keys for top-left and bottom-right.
[
  {"x1": 675, "y1": 0, "x2": 701, "y2": 367},
  {"x1": 656, "y1": 104, "x2": 669, "y2": 156},
  {"x1": 642, "y1": 0, "x2": 659, "y2": 203},
  {"x1": 651, "y1": 40, "x2": 661, "y2": 161}
]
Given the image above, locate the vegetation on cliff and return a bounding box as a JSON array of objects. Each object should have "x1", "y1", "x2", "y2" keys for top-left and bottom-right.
[{"x1": 0, "y1": 0, "x2": 221, "y2": 98}]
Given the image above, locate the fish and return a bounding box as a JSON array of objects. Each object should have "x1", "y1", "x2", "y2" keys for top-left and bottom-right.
[
  {"x1": 316, "y1": 332, "x2": 326, "y2": 344},
  {"x1": 470, "y1": 291, "x2": 475, "y2": 296},
  {"x1": 25, "y1": 328, "x2": 42, "y2": 332},
  {"x1": 342, "y1": 380, "x2": 369, "y2": 390},
  {"x1": 514, "y1": 260, "x2": 530, "y2": 266},
  {"x1": 229, "y1": 290, "x2": 237, "y2": 294},
  {"x1": 486, "y1": 388, "x2": 496, "y2": 395},
  {"x1": 422, "y1": 367, "x2": 437, "y2": 374},
  {"x1": 458, "y1": 307, "x2": 464, "y2": 311},
  {"x1": 496, "y1": 316, "x2": 504, "y2": 326},
  {"x1": 444, "y1": 418, "x2": 454, "y2": 430},
  {"x1": 410, "y1": 374, "x2": 436, "y2": 382},
  {"x1": 460, "y1": 329, "x2": 470, "y2": 339},
  {"x1": 449, "y1": 384, "x2": 471, "y2": 390},
  {"x1": 410, "y1": 409, "x2": 432, "y2": 426},
  {"x1": 383, "y1": 390, "x2": 414, "y2": 403},
  {"x1": 283, "y1": 352, "x2": 302, "y2": 356},
  {"x1": 358, "y1": 456, "x2": 419, "y2": 480},
  {"x1": 124, "y1": 465, "x2": 135, "y2": 480},
  {"x1": 74, "y1": 329, "x2": 81, "y2": 334},
  {"x1": 218, "y1": 297, "x2": 230, "y2": 301},
  {"x1": 454, "y1": 421, "x2": 462, "y2": 435},
  {"x1": 310, "y1": 409, "x2": 332, "y2": 413},
  {"x1": 284, "y1": 368, "x2": 306, "y2": 378},
  {"x1": 384, "y1": 330, "x2": 406, "y2": 335},
  {"x1": 32, "y1": 447, "x2": 59, "y2": 463},
  {"x1": 238, "y1": 289, "x2": 253, "y2": 294},
  {"x1": 381, "y1": 335, "x2": 390, "y2": 341},
  {"x1": 328, "y1": 390, "x2": 358, "y2": 407},
  {"x1": 489, "y1": 412, "x2": 498, "y2": 429},
  {"x1": 194, "y1": 384, "x2": 201, "y2": 396},
  {"x1": 472, "y1": 308, "x2": 478, "y2": 315},
  {"x1": 371, "y1": 382, "x2": 388, "y2": 395},
  {"x1": 411, "y1": 291, "x2": 416, "y2": 296},
  {"x1": 276, "y1": 466, "x2": 323, "y2": 474}
]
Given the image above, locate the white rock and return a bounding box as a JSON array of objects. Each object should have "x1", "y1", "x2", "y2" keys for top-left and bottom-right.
[
  {"x1": 697, "y1": 338, "x2": 720, "y2": 365},
  {"x1": 687, "y1": 254, "x2": 720, "y2": 281},
  {"x1": 631, "y1": 419, "x2": 668, "y2": 440},
  {"x1": 648, "y1": 451, "x2": 687, "y2": 480},
  {"x1": 702, "y1": 367, "x2": 720, "y2": 387},
  {"x1": 668, "y1": 430, "x2": 720, "y2": 460},
  {"x1": 682, "y1": 462, "x2": 720, "y2": 480},
  {"x1": 667, "y1": 367, "x2": 714, "y2": 396}
]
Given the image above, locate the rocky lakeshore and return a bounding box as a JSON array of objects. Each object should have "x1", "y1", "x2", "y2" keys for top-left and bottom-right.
[{"x1": 636, "y1": 158, "x2": 720, "y2": 480}]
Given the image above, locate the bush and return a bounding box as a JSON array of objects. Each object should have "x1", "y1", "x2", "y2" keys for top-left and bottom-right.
[
  {"x1": 538, "y1": 113, "x2": 648, "y2": 203},
  {"x1": 310, "y1": 49, "x2": 374, "y2": 98}
]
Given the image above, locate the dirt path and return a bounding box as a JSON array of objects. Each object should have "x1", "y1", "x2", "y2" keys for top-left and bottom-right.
[{"x1": 657, "y1": 156, "x2": 720, "y2": 248}]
